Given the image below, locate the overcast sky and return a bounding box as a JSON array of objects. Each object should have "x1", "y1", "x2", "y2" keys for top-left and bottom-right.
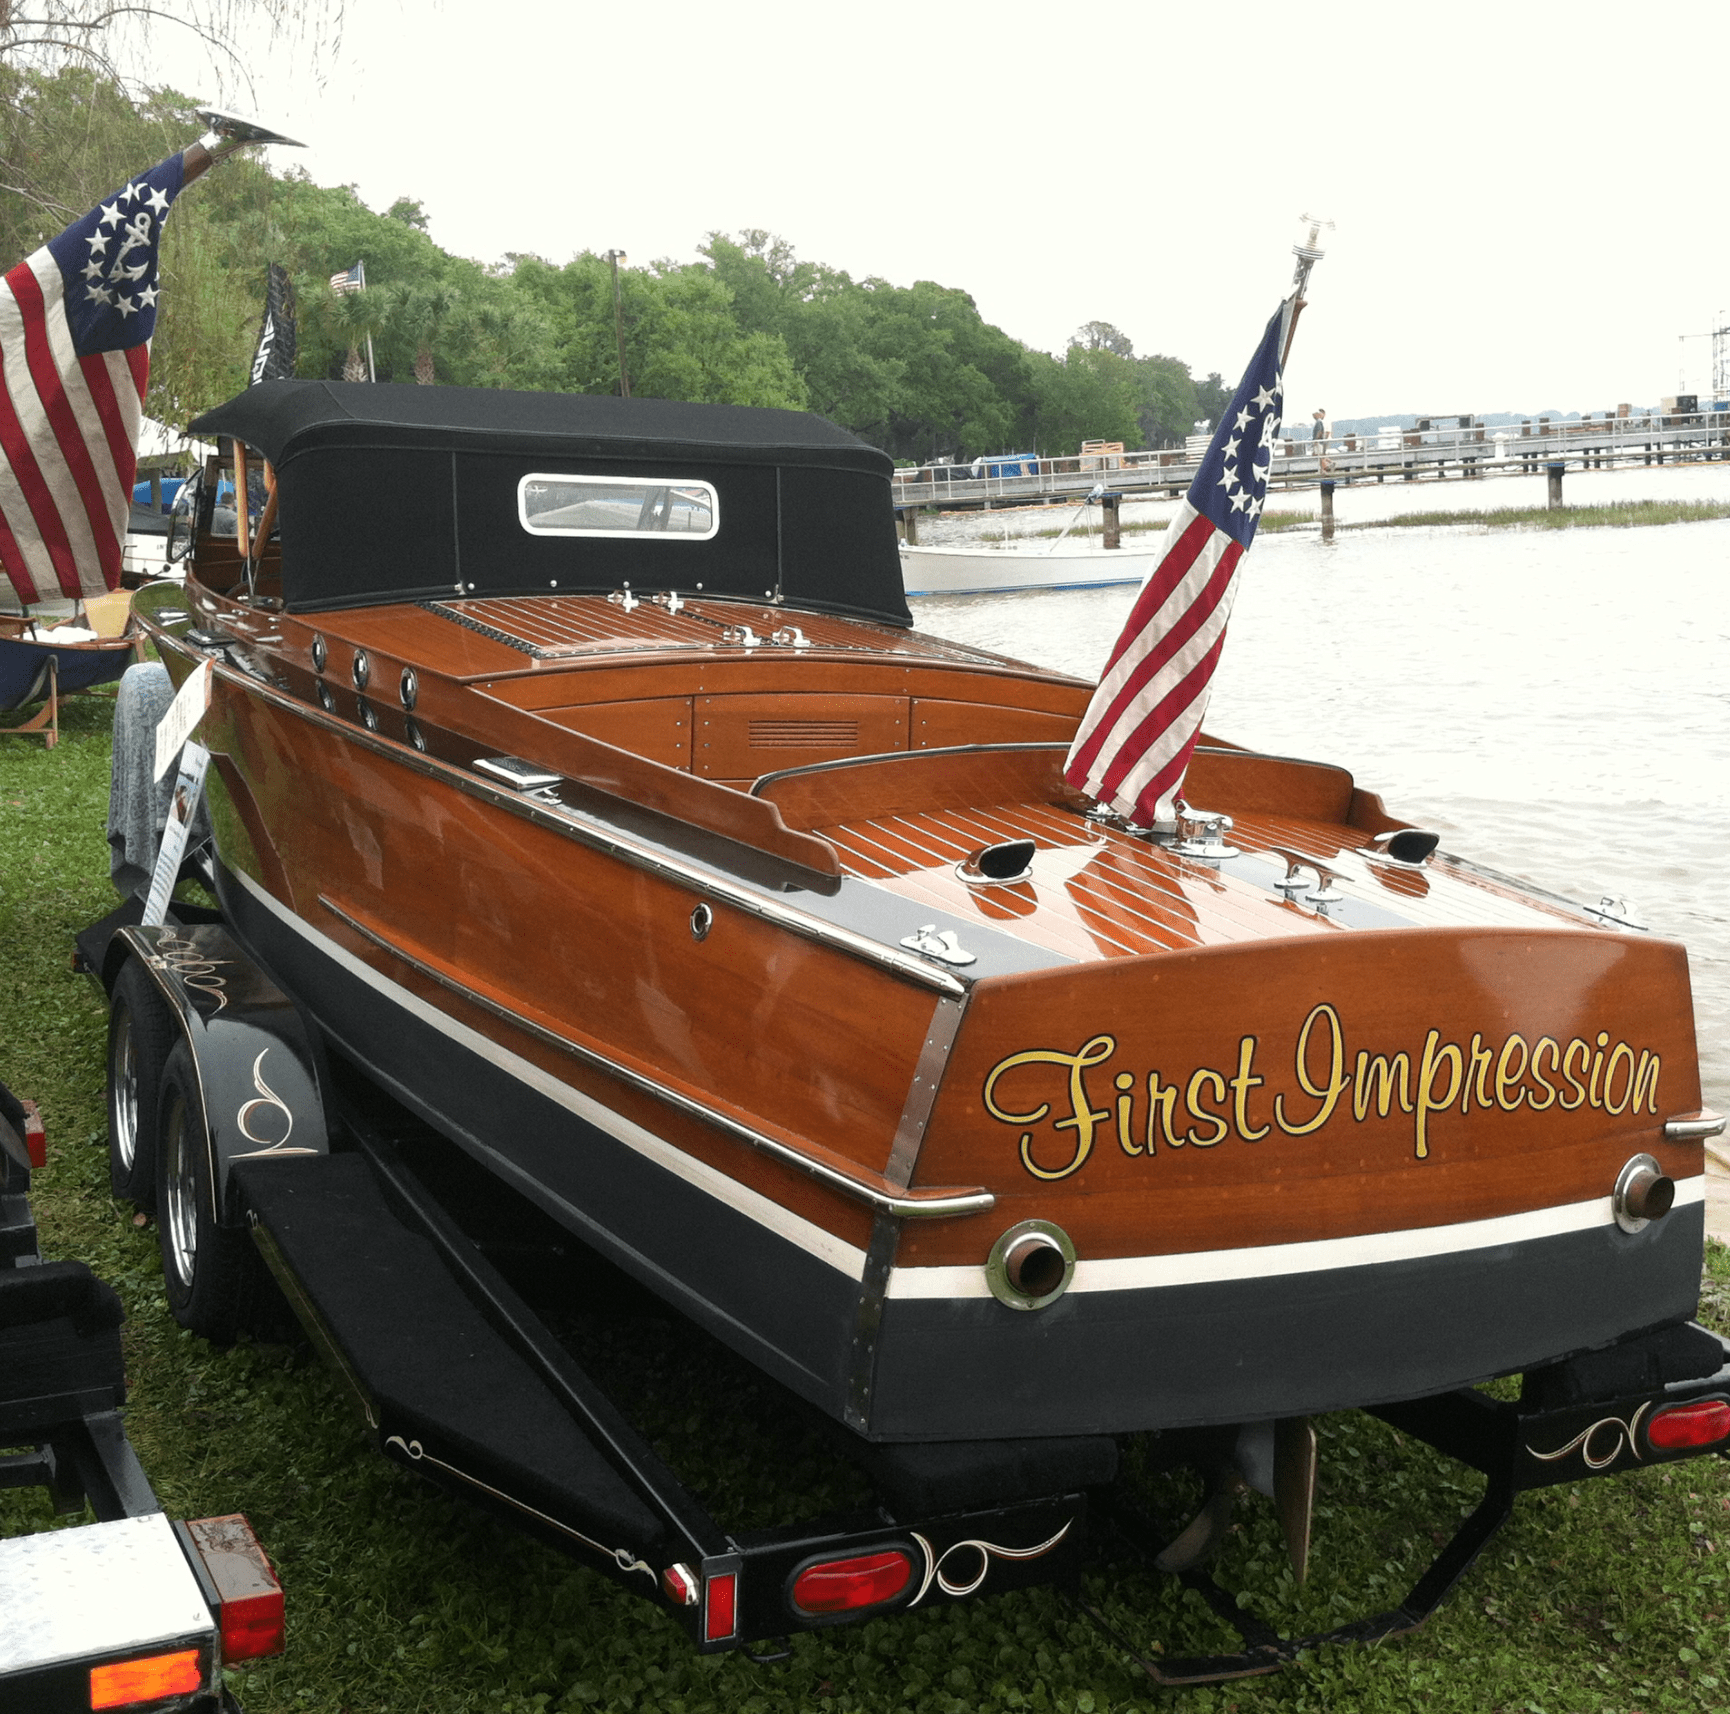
[{"x1": 139, "y1": 1, "x2": 1730, "y2": 420}]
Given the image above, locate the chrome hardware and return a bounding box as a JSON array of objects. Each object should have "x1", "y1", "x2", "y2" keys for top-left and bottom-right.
[
  {"x1": 356, "y1": 696, "x2": 378, "y2": 733},
  {"x1": 985, "y1": 1219, "x2": 1076, "y2": 1311},
  {"x1": 771, "y1": 625, "x2": 810, "y2": 648},
  {"x1": 350, "y1": 648, "x2": 369, "y2": 691},
  {"x1": 650, "y1": 590, "x2": 685, "y2": 614},
  {"x1": 721, "y1": 624, "x2": 763, "y2": 648},
  {"x1": 900, "y1": 924, "x2": 977, "y2": 967},
  {"x1": 690, "y1": 902, "x2": 713, "y2": 941},
  {"x1": 153, "y1": 608, "x2": 190, "y2": 626},
  {"x1": 405, "y1": 716, "x2": 426, "y2": 754},
  {"x1": 315, "y1": 681, "x2": 336, "y2": 714},
  {"x1": 1267, "y1": 847, "x2": 1349, "y2": 913},
  {"x1": 311, "y1": 633, "x2": 327, "y2": 674},
  {"x1": 956, "y1": 839, "x2": 1037, "y2": 887},
  {"x1": 1665, "y1": 1109, "x2": 1726, "y2": 1142},
  {"x1": 1303, "y1": 864, "x2": 1350, "y2": 914},
  {"x1": 399, "y1": 666, "x2": 418, "y2": 711},
  {"x1": 1173, "y1": 801, "x2": 1240, "y2": 860},
  {"x1": 473, "y1": 756, "x2": 562, "y2": 791},
  {"x1": 194, "y1": 108, "x2": 305, "y2": 156},
  {"x1": 607, "y1": 585, "x2": 640, "y2": 612},
  {"x1": 1368, "y1": 827, "x2": 1440, "y2": 867},
  {"x1": 1613, "y1": 1152, "x2": 1675, "y2": 1233},
  {"x1": 1269, "y1": 849, "x2": 1316, "y2": 895},
  {"x1": 1586, "y1": 895, "x2": 1647, "y2": 932}
]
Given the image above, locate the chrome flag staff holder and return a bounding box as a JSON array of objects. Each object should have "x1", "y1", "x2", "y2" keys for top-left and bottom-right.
[{"x1": 186, "y1": 110, "x2": 304, "y2": 183}]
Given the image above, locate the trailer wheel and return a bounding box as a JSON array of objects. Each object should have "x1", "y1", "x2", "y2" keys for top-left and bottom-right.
[
  {"x1": 107, "y1": 958, "x2": 175, "y2": 1209},
  {"x1": 156, "y1": 1039, "x2": 255, "y2": 1345}
]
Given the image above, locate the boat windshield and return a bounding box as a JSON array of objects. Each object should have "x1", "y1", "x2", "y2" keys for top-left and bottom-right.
[{"x1": 518, "y1": 474, "x2": 719, "y2": 540}]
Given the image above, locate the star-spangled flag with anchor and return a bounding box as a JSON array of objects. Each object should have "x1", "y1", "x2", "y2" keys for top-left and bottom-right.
[
  {"x1": 0, "y1": 151, "x2": 185, "y2": 604},
  {"x1": 1064, "y1": 297, "x2": 1293, "y2": 826}
]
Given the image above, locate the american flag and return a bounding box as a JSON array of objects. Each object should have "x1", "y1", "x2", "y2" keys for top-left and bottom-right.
[
  {"x1": 1063, "y1": 299, "x2": 1293, "y2": 826},
  {"x1": 329, "y1": 261, "x2": 365, "y2": 295},
  {"x1": 0, "y1": 152, "x2": 185, "y2": 605}
]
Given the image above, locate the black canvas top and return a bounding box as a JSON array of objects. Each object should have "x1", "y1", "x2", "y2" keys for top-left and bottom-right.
[{"x1": 188, "y1": 381, "x2": 910, "y2": 625}]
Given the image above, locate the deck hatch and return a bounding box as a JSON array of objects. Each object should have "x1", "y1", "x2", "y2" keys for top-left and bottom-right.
[{"x1": 419, "y1": 594, "x2": 1022, "y2": 666}]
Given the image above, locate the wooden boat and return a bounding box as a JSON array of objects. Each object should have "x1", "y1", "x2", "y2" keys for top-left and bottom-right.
[
  {"x1": 900, "y1": 540, "x2": 1156, "y2": 596},
  {"x1": 134, "y1": 378, "x2": 1719, "y2": 1449}
]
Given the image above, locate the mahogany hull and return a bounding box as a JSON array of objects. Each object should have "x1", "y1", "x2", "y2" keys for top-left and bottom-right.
[{"x1": 174, "y1": 629, "x2": 1710, "y2": 1442}]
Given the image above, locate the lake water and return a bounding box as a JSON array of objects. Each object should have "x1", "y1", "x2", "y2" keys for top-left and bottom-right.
[{"x1": 911, "y1": 480, "x2": 1730, "y2": 1116}]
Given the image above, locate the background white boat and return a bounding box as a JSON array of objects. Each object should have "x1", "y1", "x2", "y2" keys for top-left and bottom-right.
[{"x1": 900, "y1": 540, "x2": 1156, "y2": 596}]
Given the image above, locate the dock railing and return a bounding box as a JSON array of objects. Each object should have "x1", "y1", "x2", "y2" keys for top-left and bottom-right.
[{"x1": 893, "y1": 410, "x2": 1730, "y2": 510}]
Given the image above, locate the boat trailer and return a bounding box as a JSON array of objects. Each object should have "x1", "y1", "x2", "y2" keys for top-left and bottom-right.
[{"x1": 76, "y1": 895, "x2": 1730, "y2": 1685}]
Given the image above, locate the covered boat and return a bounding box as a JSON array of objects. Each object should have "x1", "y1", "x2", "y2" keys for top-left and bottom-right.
[{"x1": 123, "y1": 378, "x2": 1718, "y2": 1454}]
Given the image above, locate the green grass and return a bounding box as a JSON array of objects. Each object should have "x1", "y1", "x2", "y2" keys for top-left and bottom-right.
[
  {"x1": 1340, "y1": 499, "x2": 1730, "y2": 533},
  {"x1": 6, "y1": 695, "x2": 1730, "y2": 1712},
  {"x1": 960, "y1": 498, "x2": 1730, "y2": 546},
  {"x1": 982, "y1": 511, "x2": 1316, "y2": 544}
]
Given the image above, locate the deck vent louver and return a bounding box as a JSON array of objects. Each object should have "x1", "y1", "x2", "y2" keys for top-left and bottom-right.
[
  {"x1": 1371, "y1": 828, "x2": 1441, "y2": 867},
  {"x1": 957, "y1": 839, "x2": 1037, "y2": 887},
  {"x1": 748, "y1": 720, "x2": 858, "y2": 749}
]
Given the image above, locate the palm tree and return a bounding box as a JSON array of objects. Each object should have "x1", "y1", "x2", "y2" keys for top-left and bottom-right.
[
  {"x1": 329, "y1": 287, "x2": 384, "y2": 383},
  {"x1": 393, "y1": 282, "x2": 465, "y2": 385}
]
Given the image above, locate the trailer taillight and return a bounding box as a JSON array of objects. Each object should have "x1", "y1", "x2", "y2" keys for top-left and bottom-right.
[
  {"x1": 22, "y1": 1099, "x2": 45, "y2": 1168},
  {"x1": 791, "y1": 1549, "x2": 914, "y2": 1615},
  {"x1": 183, "y1": 1514, "x2": 285, "y2": 1661},
  {"x1": 1647, "y1": 1399, "x2": 1730, "y2": 1451},
  {"x1": 89, "y1": 1648, "x2": 203, "y2": 1708},
  {"x1": 703, "y1": 1570, "x2": 737, "y2": 1642}
]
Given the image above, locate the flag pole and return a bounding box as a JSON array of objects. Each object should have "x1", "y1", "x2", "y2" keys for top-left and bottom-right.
[{"x1": 1281, "y1": 213, "x2": 1332, "y2": 368}]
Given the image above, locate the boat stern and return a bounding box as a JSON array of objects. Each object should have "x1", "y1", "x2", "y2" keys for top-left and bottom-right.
[{"x1": 865, "y1": 924, "x2": 1709, "y2": 1440}]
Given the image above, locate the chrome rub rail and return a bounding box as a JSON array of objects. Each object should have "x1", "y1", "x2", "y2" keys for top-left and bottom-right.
[{"x1": 317, "y1": 895, "x2": 994, "y2": 1221}]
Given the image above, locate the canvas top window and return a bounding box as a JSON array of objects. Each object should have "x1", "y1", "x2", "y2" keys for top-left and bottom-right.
[{"x1": 518, "y1": 474, "x2": 719, "y2": 540}]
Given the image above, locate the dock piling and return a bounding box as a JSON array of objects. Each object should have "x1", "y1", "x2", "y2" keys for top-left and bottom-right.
[
  {"x1": 1102, "y1": 492, "x2": 1121, "y2": 549},
  {"x1": 1546, "y1": 462, "x2": 1565, "y2": 510},
  {"x1": 1320, "y1": 480, "x2": 1335, "y2": 542}
]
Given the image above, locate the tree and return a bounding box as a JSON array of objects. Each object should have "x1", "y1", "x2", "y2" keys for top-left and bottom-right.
[
  {"x1": 0, "y1": 0, "x2": 342, "y2": 99},
  {"x1": 388, "y1": 281, "x2": 465, "y2": 384},
  {"x1": 385, "y1": 197, "x2": 429, "y2": 232},
  {"x1": 1073, "y1": 320, "x2": 1134, "y2": 358},
  {"x1": 1027, "y1": 345, "x2": 1142, "y2": 457},
  {"x1": 1195, "y1": 371, "x2": 1232, "y2": 430}
]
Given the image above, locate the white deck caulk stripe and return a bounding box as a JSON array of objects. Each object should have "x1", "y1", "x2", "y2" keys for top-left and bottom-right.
[{"x1": 886, "y1": 1179, "x2": 1706, "y2": 1300}]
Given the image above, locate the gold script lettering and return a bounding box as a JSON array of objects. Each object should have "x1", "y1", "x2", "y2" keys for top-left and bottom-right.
[
  {"x1": 983, "y1": 1036, "x2": 1116, "y2": 1181},
  {"x1": 1274, "y1": 1004, "x2": 1351, "y2": 1136},
  {"x1": 1415, "y1": 1030, "x2": 1463, "y2": 1159}
]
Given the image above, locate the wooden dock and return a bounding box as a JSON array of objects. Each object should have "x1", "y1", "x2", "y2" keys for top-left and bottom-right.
[{"x1": 893, "y1": 412, "x2": 1730, "y2": 514}]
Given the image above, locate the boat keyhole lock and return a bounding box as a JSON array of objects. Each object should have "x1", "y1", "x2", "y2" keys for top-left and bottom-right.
[
  {"x1": 986, "y1": 1219, "x2": 1076, "y2": 1311},
  {"x1": 956, "y1": 839, "x2": 1037, "y2": 887},
  {"x1": 1614, "y1": 1153, "x2": 1675, "y2": 1234}
]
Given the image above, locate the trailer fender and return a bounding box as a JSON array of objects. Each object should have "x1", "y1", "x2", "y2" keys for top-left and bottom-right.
[{"x1": 112, "y1": 924, "x2": 327, "y2": 1224}]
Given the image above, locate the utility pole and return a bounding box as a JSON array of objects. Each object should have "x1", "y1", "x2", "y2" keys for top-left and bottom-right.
[{"x1": 604, "y1": 249, "x2": 630, "y2": 398}]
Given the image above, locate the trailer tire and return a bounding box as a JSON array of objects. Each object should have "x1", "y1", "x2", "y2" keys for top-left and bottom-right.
[
  {"x1": 107, "y1": 958, "x2": 174, "y2": 1210},
  {"x1": 156, "y1": 1039, "x2": 257, "y2": 1345}
]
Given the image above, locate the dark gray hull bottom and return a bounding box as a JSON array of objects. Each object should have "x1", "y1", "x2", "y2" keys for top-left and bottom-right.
[{"x1": 219, "y1": 865, "x2": 1704, "y2": 1442}]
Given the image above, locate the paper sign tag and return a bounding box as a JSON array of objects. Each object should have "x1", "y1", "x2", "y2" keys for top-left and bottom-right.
[
  {"x1": 154, "y1": 657, "x2": 213, "y2": 782},
  {"x1": 142, "y1": 740, "x2": 210, "y2": 927}
]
